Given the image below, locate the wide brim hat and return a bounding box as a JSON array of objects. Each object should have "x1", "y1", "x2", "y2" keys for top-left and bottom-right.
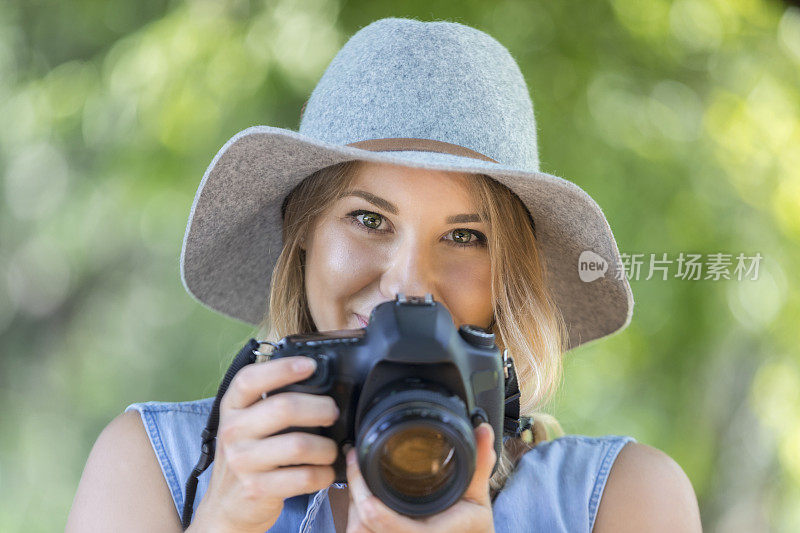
[{"x1": 180, "y1": 17, "x2": 634, "y2": 352}]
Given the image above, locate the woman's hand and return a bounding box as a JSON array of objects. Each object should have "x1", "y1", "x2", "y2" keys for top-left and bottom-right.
[
  {"x1": 344, "y1": 423, "x2": 497, "y2": 533},
  {"x1": 189, "y1": 355, "x2": 340, "y2": 533}
]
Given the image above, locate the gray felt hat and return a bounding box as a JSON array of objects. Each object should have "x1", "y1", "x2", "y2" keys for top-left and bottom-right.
[{"x1": 180, "y1": 17, "x2": 634, "y2": 352}]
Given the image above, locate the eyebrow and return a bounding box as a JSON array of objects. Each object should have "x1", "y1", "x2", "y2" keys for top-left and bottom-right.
[{"x1": 343, "y1": 190, "x2": 482, "y2": 224}]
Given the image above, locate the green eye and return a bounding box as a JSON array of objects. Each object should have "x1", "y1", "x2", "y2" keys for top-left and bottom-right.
[
  {"x1": 349, "y1": 210, "x2": 385, "y2": 231},
  {"x1": 359, "y1": 212, "x2": 382, "y2": 229},
  {"x1": 445, "y1": 228, "x2": 487, "y2": 248},
  {"x1": 451, "y1": 229, "x2": 472, "y2": 243}
]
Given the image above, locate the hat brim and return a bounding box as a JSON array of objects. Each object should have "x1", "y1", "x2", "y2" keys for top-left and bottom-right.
[{"x1": 180, "y1": 126, "x2": 634, "y2": 352}]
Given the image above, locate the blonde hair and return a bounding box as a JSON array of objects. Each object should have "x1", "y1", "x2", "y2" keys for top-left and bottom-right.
[{"x1": 257, "y1": 160, "x2": 568, "y2": 497}]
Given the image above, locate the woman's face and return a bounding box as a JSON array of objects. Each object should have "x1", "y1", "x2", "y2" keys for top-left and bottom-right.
[{"x1": 303, "y1": 161, "x2": 493, "y2": 332}]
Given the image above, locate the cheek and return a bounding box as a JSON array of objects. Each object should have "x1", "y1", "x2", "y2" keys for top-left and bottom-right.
[
  {"x1": 308, "y1": 230, "x2": 378, "y2": 287},
  {"x1": 436, "y1": 254, "x2": 493, "y2": 324},
  {"x1": 305, "y1": 223, "x2": 381, "y2": 319}
]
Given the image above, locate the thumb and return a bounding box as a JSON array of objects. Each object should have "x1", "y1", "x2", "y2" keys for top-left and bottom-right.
[{"x1": 462, "y1": 422, "x2": 496, "y2": 505}]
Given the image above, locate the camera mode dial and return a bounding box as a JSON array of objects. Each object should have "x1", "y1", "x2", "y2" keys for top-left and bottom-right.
[{"x1": 458, "y1": 324, "x2": 495, "y2": 348}]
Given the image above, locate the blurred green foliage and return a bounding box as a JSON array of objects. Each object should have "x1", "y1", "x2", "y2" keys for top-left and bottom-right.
[{"x1": 0, "y1": 0, "x2": 798, "y2": 531}]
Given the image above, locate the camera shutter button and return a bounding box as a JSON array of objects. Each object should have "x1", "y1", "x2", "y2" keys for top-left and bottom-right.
[
  {"x1": 458, "y1": 324, "x2": 496, "y2": 348},
  {"x1": 302, "y1": 353, "x2": 330, "y2": 387}
]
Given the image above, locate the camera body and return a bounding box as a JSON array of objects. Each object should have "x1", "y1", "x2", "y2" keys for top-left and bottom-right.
[{"x1": 267, "y1": 293, "x2": 504, "y2": 516}]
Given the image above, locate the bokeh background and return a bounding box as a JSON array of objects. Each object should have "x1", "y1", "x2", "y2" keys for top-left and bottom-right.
[{"x1": 1, "y1": 0, "x2": 799, "y2": 531}]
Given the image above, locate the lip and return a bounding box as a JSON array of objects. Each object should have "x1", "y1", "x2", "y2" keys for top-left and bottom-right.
[{"x1": 354, "y1": 313, "x2": 369, "y2": 328}]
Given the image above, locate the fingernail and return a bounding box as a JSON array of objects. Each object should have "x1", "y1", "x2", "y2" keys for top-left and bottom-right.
[
  {"x1": 293, "y1": 358, "x2": 316, "y2": 373},
  {"x1": 346, "y1": 449, "x2": 356, "y2": 465},
  {"x1": 342, "y1": 443, "x2": 353, "y2": 455}
]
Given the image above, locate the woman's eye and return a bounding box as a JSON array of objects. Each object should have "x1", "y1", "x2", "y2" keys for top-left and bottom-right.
[
  {"x1": 451, "y1": 229, "x2": 473, "y2": 244},
  {"x1": 445, "y1": 229, "x2": 487, "y2": 247},
  {"x1": 348, "y1": 210, "x2": 385, "y2": 231}
]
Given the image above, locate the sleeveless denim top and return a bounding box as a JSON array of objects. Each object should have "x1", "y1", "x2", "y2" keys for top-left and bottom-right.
[{"x1": 125, "y1": 398, "x2": 636, "y2": 533}]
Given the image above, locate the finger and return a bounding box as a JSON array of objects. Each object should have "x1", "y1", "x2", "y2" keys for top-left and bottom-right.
[
  {"x1": 221, "y1": 356, "x2": 318, "y2": 412},
  {"x1": 345, "y1": 459, "x2": 380, "y2": 533},
  {"x1": 424, "y1": 497, "x2": 494, "y2": 532},
  {"x1": 345, "y1": 449, "x2": 423, "y2": 533},
  {"x1": 461, "y1": 423, "x2": 496, "y2": 506},
  {"x1": 224, "y1": 433, "x2": 338, "y2": 472},
  {"x1": 248, "y1": 464, "x2": 336, "y2": 500},
  {"x1": 345, "y1": 484, "x2": 371, "y2": 533},
  {"x1": 219, "y1": 392, "x2": 339, "y2": 443}
]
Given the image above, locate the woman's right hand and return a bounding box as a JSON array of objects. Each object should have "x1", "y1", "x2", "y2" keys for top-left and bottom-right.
[{"x1": 189, "y1": 354, "x2": 340, "y2": 533}]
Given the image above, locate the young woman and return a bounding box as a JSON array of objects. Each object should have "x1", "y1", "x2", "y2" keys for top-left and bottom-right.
[{"x1": 67, "y1": 17, "x2": 702, "y2": 533}]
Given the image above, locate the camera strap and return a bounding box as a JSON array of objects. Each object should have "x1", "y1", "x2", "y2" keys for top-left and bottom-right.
[
  {"x1": 180, "y1": 338, "x2": 260, "y2": 530},
  {"x1": 502, "y1": 354, "x2": 535, "y2": 440}
]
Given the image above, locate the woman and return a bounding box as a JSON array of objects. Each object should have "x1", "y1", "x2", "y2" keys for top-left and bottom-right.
[{"x1": 67, "y1": 17, "x2": 702, "y2": 532}]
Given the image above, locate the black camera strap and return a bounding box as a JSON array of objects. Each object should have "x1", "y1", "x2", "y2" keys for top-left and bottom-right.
[
  {"x1": 502, "y1": 354, "x2": 534, "y2": 439},
  {"x1": 181, "y1": 338, "x2": 260, "y2": 530}
]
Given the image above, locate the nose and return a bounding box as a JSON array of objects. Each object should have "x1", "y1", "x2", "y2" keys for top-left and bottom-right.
[{"x1": 379, "y1": 236, "x2": 438, "y2": 302}]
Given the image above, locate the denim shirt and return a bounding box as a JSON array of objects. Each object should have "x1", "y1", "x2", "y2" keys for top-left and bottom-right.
[{"x1": 125, "y1": 398, "x2": 636, "y2": 532}]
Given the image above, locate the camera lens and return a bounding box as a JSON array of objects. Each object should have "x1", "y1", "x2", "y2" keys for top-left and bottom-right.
[
  {"x1": 379, "y1": 425, "x2": 456, "y2": 497},
  {"x1": 356, "y1": 382, "x2": 476, "y2": 516}
]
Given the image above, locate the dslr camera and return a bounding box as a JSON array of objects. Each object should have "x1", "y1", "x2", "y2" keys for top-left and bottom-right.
[{"x1": 266, "y1": 293, "x2": 504, "y2": 516}]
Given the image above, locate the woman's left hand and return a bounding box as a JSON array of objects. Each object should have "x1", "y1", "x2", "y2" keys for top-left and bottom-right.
[{"x1": 344, "y1": 422, "x2": 497, "y2": 533}]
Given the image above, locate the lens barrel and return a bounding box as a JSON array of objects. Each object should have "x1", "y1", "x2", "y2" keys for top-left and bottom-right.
[{"x1": 356, "y1": 383, "x2": 476, "y2": 516}]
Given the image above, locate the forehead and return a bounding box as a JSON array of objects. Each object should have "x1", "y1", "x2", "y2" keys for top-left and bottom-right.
[{"x1": 349, "y1": 161, "x2": 477, "y2": 205}]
